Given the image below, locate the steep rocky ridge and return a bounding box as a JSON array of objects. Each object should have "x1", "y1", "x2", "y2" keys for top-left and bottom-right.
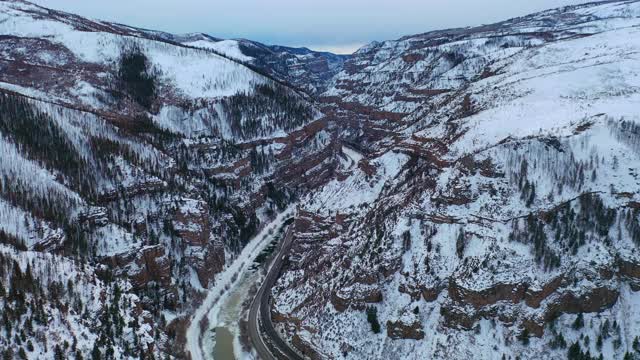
[
  {"x1": 2, "y1": 0, "x2": 640, "y2": 359},
  {"x1": 0, "y1": 0, "x2": 340, "y2": 358},
  {"x1": 272, "y1": 1, "x2": 640, "y2": 359}
]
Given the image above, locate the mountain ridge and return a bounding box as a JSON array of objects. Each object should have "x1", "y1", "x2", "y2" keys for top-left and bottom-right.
[{"x1": 0, "y1": 0, "x2": 640, "y2": 359}]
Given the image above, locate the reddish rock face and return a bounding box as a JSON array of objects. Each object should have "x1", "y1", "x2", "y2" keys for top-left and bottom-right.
[
  {"x1": 402, "y1": 53, "x2": 425, "y2": 63},
  {"x1": 331, "y1": 287, "x2": 383, "y2": 312},
  {"x1": 193, "y1": 242, "x2": 225, "y2": 288},
  {"x1": 524, "y1": 276, "x2": 564, "y2": 308},
  {"x1": 358, "y1": 160, "x2": 377, "y2": 177},
  {"x1": 398, "y1": 283, "x2": 422, "y2": 301},
  {"x1": 173, "y1": 200, "x2": 210, "y2": 247},
  {"x1": 131, "y1": 245, "x2": 172, "y2": 290},
  {"x1": 619, "y1": 259, "x2": 640, "y2": 291},
  {"x1": 96, "y1": 179, "x2": 167, "y2": 204},
  {"x1": 448, "y1": 280, "x2": 527, "y2": 309},
  {"x1": 292, "y1": 334, "x2": 323, "y2": 360},
  {"x1": 619, "y1": 259, "x2": 640, "y2": 279},
  {"x1": 421, "y1": 286, "x2": 442, "y2": 302},
  {"x1": 271, "y1": 309, "x2": 303, "y2": 327},
  {"x1": 171, "y1": 199, "x2": 226, "y2": 288},
  {"x1": 387, "y1": 319, "x2": 425, "y2": 340},
  {"x1": 441, "y1": 275, "x2": 620, "y2": 337},
  {"x1": 102, "y1": 245, "x2": 171, "y2": 291},
  {"x1": 544, "y1": 287, "x2": 619, "y2": 319}
]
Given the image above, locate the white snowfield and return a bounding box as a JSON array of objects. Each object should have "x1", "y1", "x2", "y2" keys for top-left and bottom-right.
[
  {"x1": 437, "y1": 26, "x2": 640, "y2": 158},
  {"x1": 0, "y1": 0, "x2": 265, "y2": 104},
  {"x1": 0, "y1": 0, "x2": 319, "y2": 143},
  {"x1": 183, "y1": 39, "x2": 254, "y2": 62}
]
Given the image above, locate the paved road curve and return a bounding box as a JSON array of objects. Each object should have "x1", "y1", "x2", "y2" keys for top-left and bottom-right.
[{"x1": 248, "y1": 221, "x2": 305, "y2": 360}]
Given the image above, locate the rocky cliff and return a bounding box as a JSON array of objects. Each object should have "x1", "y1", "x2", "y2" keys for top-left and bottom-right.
[
  {"x1": 2, "y1": 0, "x2": 640, "y2": 359},
  {"x1": 271, "y1": 1, "x2": 640, "y2": 359},
  {"x1": 0, "y1": 0, "x2": 337, "y2": 358}
]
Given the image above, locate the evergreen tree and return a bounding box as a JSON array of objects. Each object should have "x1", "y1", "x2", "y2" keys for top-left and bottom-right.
[
  {"x1": 2, "y1": 348, "x2": 12, "y2": 360},
  {"x1": 573, "y1": 313, "x2": 584, "y2": 330},
  {"x1": 366, "y1": 307, "x2": 381, "y2": 334},
  {"x1": 518, "y1": 328, "x2": 530, "y2": 345},
  {"x1": 91, "y1": 343, "x2": 101, "y2": 360},
  {"x1": 54, "y1": 345, "x2": 64, "y2": 360},
  {"x1": 456, "y1": 228, "x2": 466, "y2": 259},
  {"x1": 568, "y1": 342, "x2": 582, "y2": 360},
  {"x1": 115, "y1": 43, "x2": 157, "y2": 109}
]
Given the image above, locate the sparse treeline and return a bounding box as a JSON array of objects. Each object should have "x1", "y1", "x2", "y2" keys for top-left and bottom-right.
[
  {"x1": 0, "y1": 94, "x2": 87, "y2": 184},
  {"x1": 509, "y1": 193, "x2": 625, "y2": 271},
  {"x1": 0, "y1": 94, "x2": 84, "y2": 224},
  {"x1": 173, "y1": 138, "x2": 240, "y2": 174},
  {"x1": 506, "y1": 137, "x2": 606, "y2": 202},
  {"x1": 0, "y1": 250, "x2": 152, "y2": 359},
  {"x1": 609, "y1": 117, "x2": 640, "y2": 155},
  {"x1": 222, "y1": 83, "x2": 314, "y2": 139}
]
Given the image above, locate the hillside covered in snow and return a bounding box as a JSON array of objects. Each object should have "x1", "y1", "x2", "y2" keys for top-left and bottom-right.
[
  {"x1": 1, "y1": 0, "x2": 640, "y2": 359},
  {"x1": 271, "y1": 1, "x2": 640, "y2": 359},
  {"x1": 0, "y1": 0, "x2": 337, "y2": 358}
]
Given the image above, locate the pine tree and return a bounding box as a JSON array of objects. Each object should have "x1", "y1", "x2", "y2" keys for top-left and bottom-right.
[
  {"x1": 2, "y1": 348, "x2": 13, "y2": 360},
  {"x1": 91, "y1": 343, "x2": 101, "y2": 360},
  {"x1": 602, "y1": 319, "x2": 610, "y2": 339},
  {"x1": 573, "y1": 313, "x2": 584, "y2": 330},
  {"x1": 456, "y1": 228, "x2": 466, "y2": 259},
  {"x1": 518, "y1": 328, "x2": 530, "y2": 345},
  {"x1": 526, "y1": 183, "x2": 536, "y2": 207},
  {"x1": 54, "y1": 345, "x2": 64, "y2": 360},
  {"x1": 366, "y1": 307, "x2": 381, "y2": 334},
  {"x1": 568, "y1": 342, "x2": 582, "y2": 360}
]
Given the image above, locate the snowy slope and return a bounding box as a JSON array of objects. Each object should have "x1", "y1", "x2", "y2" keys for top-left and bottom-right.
[
  {"x1": 271, "y1": 1, "x2": 640, "y2": 359},
  {"x1": 0, "y1": 1, "x2": 329, "y2": 359},
  {"x1": 0, "y1": 0, "x2": 265, "y2": 104},
  {"x1": 3, "y1": 0, "x2": 640, "y2": 359}
]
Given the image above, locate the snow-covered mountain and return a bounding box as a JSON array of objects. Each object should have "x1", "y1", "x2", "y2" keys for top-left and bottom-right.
[
  {"x1": 0, "y1": 0, "x2": 338, "y2": 358},
  {"x1": 270, "y1": 1, "x2": 640, "y2": 359},
  {"x1": 175, "y1": 35, "x2": 348, "y2": 95},
  {"x1": 2, "y1": 0, "x2": 640, "y2": 359}
]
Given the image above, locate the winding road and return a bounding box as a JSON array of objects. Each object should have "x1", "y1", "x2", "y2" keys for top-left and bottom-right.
[
  {"x1": 185, "y1": 209, "x2": 296, "y2": 360},
  {"x1": 248, "y1": 222, "x2": 305, "y2": 360}
]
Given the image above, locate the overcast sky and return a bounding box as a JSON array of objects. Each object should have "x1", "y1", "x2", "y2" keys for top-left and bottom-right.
[{"x1": 31, "y1": 0, "x2": 590, "y2": 53}]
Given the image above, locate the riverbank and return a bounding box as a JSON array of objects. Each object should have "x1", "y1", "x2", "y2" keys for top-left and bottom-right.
[{"x1": 185, "y1": 207, "x2": 295, "y2": 360}]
